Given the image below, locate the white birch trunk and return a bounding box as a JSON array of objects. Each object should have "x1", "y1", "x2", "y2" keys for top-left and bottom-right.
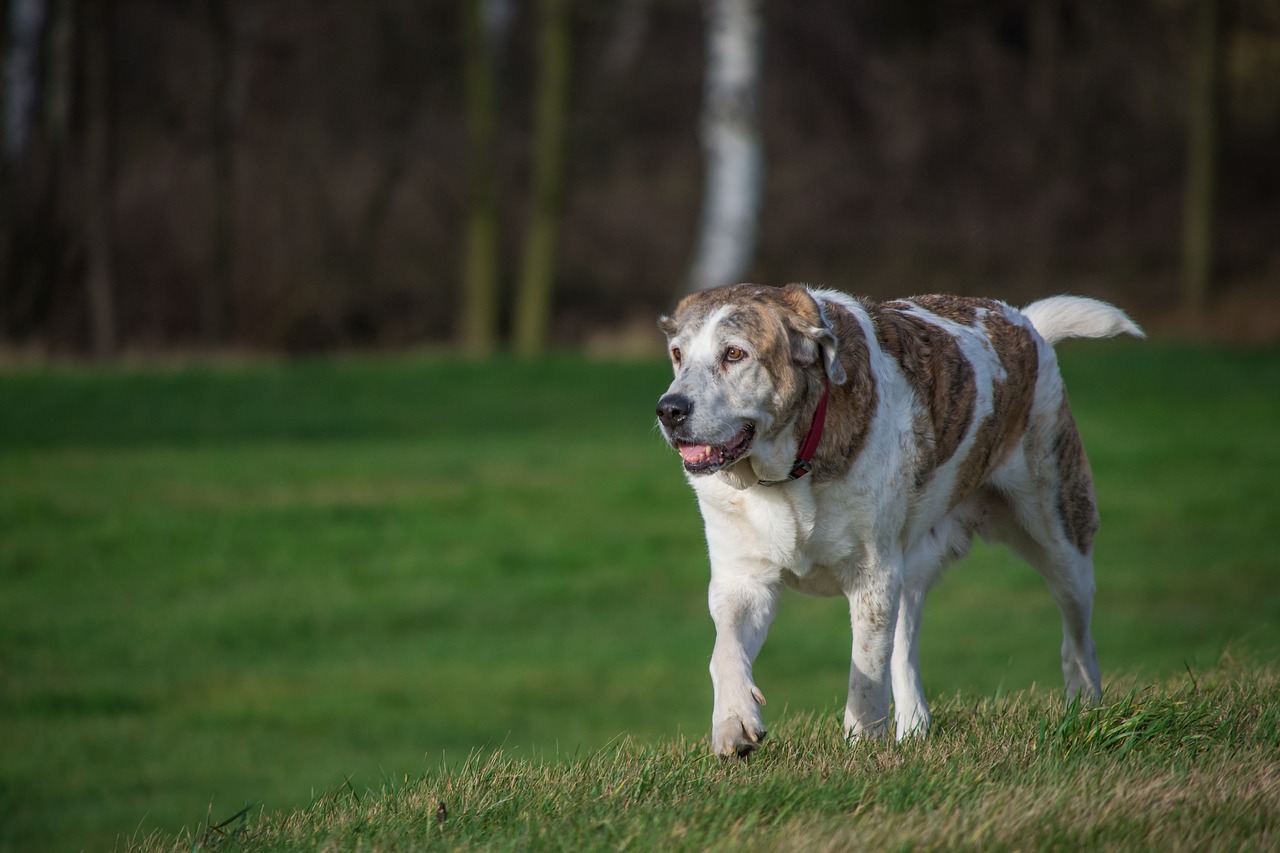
[
  {"x1": 4, "y1": 0, "x2": 47, "y2": 163},
  {"x1": 685, "y1": 0, "x2": 763, "y2": 294}
]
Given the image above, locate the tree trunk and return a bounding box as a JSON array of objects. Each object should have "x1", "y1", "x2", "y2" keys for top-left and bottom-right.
[
  {"x1": 513, "y1": 0, "x2": 571, "y2": 357},
  {"x1": 2, "y1": 0, "x2": 49, "y2": 337},
  {"x1": 460, "y1": 0, "x2": 502, "y2": 356},
  {"x1": 685, "y1": 0, "x2": 763, "y2": 295},
  {"x1": 3, "y1": 0, "x2": 47, "y2": 163},
  {"x1": 1182, "y1": 0, "x2": 1222, "y2": 314},
  {"x1": 83, "y1": 0, "x2": 117, "y2": 358}
]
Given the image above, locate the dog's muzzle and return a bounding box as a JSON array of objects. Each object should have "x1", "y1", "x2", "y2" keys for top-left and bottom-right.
[{"x1": 657, "y1": 393, "x2": 755, "y2": 474}]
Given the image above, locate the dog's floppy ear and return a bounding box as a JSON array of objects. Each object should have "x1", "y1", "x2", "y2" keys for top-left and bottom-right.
[{"x1": 779, "y1": 284, "x2": 847, "y2": 385}]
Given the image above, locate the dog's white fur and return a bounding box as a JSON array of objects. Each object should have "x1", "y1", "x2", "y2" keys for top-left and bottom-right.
[{"x1": 656, "y1": 284, "x2": 1143, "y2": 757}]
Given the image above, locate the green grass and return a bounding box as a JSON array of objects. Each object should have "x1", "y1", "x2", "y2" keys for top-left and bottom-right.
[
  {"x1": 133, "y1": 664, "x2": 1280, "y2": 851},
  {"x1": 1, "y1": 343, "x2": 1277, "y2": 850}
]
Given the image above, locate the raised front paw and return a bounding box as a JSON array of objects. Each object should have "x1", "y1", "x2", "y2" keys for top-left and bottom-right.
[{"x1": 712, "y1": 714, "x2": 768, "y2": 759}]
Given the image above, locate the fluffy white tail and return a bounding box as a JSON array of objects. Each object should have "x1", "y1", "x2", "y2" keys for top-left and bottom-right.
[{"x1": 1021, "y1": 295, "x2": 1145, "y2": 345}]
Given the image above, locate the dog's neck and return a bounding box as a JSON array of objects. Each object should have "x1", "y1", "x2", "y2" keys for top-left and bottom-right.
[{"x1": 756, "y1": 377, "x2": 830, "y2": 487}]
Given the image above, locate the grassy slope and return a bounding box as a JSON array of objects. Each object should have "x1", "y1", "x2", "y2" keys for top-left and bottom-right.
[
  {"x1": 1, "y1": 343, "x2": 1278, "y2": 850},
  {"x1": 138, "y1": 665, "x2": 1280, "y2": 851}
]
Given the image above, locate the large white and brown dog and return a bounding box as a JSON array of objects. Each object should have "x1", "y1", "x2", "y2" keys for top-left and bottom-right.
[{"x1": 656, "y1": 283, "x2": 1143, "y2": 758}]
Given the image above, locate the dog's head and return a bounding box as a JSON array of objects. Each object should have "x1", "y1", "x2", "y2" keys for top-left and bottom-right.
[{"x1": 656, "y1": 284, "x2": 848, "y2": 482}]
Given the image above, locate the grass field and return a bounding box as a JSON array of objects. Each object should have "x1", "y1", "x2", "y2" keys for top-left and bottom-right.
[
  {"x1": 1, "y1": 342, "x2": 1278, "y2": 850},
  {"x1": 135, "y1": 665, "x2": 1280, "y2": 851}
]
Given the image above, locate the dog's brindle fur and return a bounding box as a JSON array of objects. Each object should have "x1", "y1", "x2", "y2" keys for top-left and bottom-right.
[{"x1": 657, "y1": 283, "x2": 1139, "y2": 758}]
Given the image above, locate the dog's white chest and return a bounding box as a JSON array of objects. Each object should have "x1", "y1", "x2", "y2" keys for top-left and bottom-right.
[{"x1": 694, "y1": 476, "x2": 865, "y2": 596}]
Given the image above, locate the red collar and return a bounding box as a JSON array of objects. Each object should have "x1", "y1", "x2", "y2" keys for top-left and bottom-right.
[{"x1": 759, "y1": 377, "x2": 830, "y2": 486}]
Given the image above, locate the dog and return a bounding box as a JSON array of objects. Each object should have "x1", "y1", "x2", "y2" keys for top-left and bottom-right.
[{"x1": 655, "y1": 283, "x2": 1144, "y2": 758}]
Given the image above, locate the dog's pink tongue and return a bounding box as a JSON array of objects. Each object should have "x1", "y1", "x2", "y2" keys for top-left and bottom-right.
[{"x1": 679, "y1": 444, "x2": 712, "y2": 464}]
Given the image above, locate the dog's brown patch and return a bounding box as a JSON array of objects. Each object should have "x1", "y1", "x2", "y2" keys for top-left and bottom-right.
[
  {"x1": 871, "y1": 305, "x2": 977, "y2": 487},
  {"x1": 810, "y1": 298, "x2": 877, "y2": 481},
  {"x1": 776, "y1": 282, "x2": 827, "y2": 328},
  {"x1": 887, "y1": 295, "x2": 1004, "y2": 328},
  {"x1": 948, "y1": 307, "x2": 1041, "y2": 508},
  {"x1": 1052, "y1": 394, "x2": 1099, "y2": 553},
  {"x1": 661, "y1": 283, "x2": 753, "y2": 336},
  {"x1": 722, "y1": 297, "x2": 809, "y2": 410},
  {"x1": 949, "y1": 415, "x2": 999, "y2": 508},
  {"x1": 985, "y1": 311, "x2": 1040, "y2": 455}
]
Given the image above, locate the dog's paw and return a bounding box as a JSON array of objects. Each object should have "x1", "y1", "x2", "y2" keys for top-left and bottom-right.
[
  {"x1": 894, "y1": 707, "x2": 931, "y2": 741},
  {"x1": 843, "y1": 707, "x2": 892, "y2": 742},
  {"x1": 712, "y1": 715, "x2": 767, "y2": 759}
]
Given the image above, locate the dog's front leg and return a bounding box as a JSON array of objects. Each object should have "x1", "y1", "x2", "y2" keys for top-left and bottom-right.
[
  {"x1": 708, "y1": 575, "x2": 779, "y2": 759},
  {"x1": 844, "y1": 557, "x2": 903, "y2": 740}
]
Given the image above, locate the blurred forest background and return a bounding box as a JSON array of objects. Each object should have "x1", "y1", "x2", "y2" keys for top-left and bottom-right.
[{"x1": 3, "y1": 0, "x2": 1279, "y2": 359}]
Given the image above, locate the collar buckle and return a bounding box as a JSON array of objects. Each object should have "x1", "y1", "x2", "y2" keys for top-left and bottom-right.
[{"x1": 788, "y1": 459, "x2": 813, "y2": 480}]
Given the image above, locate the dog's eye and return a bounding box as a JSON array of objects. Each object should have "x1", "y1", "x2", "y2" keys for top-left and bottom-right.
[
  {"x1": 670, "y1": 347, "x2": 682, "y2": 365},
  {"x1": 724, "y1": 346, "x2": 747, "y2": 364}
]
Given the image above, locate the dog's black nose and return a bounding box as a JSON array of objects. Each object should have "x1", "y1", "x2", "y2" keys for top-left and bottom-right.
[{"x1": 657, "y1": 393, "x2": 693, "y2": 428}]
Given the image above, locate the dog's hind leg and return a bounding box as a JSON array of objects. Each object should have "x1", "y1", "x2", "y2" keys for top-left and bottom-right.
[
  {"x1": 1019, "y1": 533, "x2": 1102, "y2": 702},
  {"x1": 1045, "y1": 547, "x2": 1103, "y2": 702},
  {"x1": 982, "y1": 472, "x2": 1103, "y2": 703}
]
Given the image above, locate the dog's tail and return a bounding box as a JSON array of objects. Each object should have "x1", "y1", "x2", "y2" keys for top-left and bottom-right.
[{"x1": 1021, "y1": 295, "x2": 1145, "y2": 345}]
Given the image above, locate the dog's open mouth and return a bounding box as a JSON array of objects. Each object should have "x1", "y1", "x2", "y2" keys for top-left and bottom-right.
[{"x1": 676, "y1": 424, "x2": 755, "y2": 474}]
